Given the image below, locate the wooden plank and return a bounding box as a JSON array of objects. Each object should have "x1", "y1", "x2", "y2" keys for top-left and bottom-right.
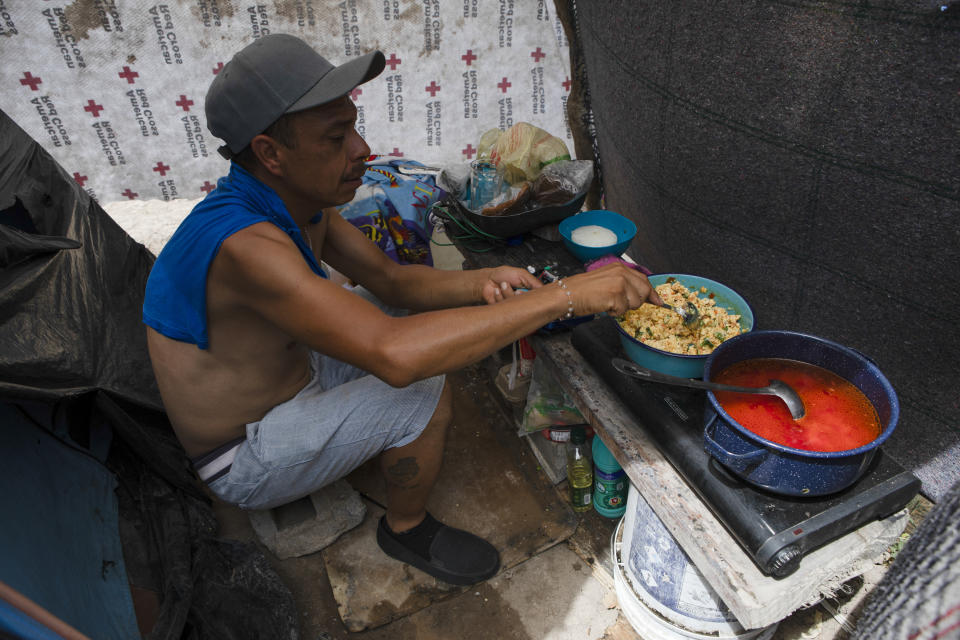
[{"x1": 530, "y1": 332, "x2": 908, "y2": 631}]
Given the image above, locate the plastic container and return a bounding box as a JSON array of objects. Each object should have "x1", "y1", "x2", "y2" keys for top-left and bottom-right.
[
  {"x1": 613, "y1": 513, "x2": 778, "y2": 640},
  {"x1": 592, "y1": 436, "x2": 627, "y2": 518},
  {"x1": 558, "y1": 209, "x2": 637, "y2": 262},
  {"x1": 566, "y1": 426, "x2": 593, "y2": 513},
  {"x1": 469, "y1": 160, "x2": 504, "y2": 208},
  {"x1": 614, "y1": 485, "x2": 778, "y2": 639},
  {"x1": 541, "y1": 424, "x2": 594, "y2": 442}
]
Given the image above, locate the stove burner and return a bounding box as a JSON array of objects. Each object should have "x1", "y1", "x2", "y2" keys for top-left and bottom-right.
[{"x1": 571, "y1": 319, "x2": 920, "y2": 577}]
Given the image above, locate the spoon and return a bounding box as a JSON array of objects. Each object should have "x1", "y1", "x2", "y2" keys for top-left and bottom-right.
[
  {"x1": 611, "y1": 357, "x2": 806, "y2": 420},
  {"x1": 661, "y1": 301, "x2": 700, "y2": 331}
]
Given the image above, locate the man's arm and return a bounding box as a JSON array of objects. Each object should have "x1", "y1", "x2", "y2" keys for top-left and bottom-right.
[
  {"x1": 221, "y1": 219, "x2": 659, "y2": 387},
  {"x1": 316, "y1": 208, "x2": 542, "y2": 310}
]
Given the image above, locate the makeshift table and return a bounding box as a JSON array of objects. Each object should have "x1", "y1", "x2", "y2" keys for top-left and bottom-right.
[{"x1": 443, "y1": 223, "x2": 909, "y2": 630}]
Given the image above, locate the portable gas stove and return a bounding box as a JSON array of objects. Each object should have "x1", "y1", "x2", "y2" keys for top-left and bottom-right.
[{"x1": 571, "y1": 319, "x2": 920, "y2": 578}]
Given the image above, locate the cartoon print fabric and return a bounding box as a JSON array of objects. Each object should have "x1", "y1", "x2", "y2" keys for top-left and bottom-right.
[{"x1": 337, "y1": 157, "x2": 445, "y2": 266}]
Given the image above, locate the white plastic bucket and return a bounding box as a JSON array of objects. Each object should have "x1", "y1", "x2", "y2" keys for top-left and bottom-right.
[{"x1": 612, "y1": 485, "x2": 778, "y2": 640}]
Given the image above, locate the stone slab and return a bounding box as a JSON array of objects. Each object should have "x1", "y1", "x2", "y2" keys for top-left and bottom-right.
[{"x1": 248, "y1": 480, "x2": 366, "y2": 559}]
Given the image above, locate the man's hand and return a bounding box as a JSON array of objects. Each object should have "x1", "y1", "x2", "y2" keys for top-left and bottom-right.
[
  {"x1": 563, "y1": 263, "x2": 663, "y2": 317},
  {"x1": 483, "y1": 266, "x2": 543, "y2": 304}
]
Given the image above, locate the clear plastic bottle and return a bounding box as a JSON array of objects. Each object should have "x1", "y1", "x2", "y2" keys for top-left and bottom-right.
[{"x1": 566, "y1": 426, "x2": 593, "y2": 513}]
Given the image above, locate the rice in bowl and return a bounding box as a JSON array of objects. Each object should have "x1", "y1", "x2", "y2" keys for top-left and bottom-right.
[{"x1": 618, "y1": 278, "x2": 745, "y2": 355}]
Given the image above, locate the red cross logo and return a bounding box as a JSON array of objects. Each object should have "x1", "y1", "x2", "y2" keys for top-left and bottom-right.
[
  {"x1": 200, "y1": 181, "x2": 216, "y2": 193},
  {"x1": 388, "y1": 147, "x2": 404, "y2": 157},
  {"x1": 19, "y1": 72, "x2": 42, "y2": 91},
  {"x1": 213, "y1": 62, "x2": 224, "y2": 75},
  {"x1": 118, "y1": 66, "x2": 139, "y2": 84},
  {"x1": 385, "y1": 53, "x2": 401, "y2": 71},
  {"x1": 153, "y1": 161, "x2": 171, "y2": 177},
  {"x1": 562, "y1": 77, "x2": 571, "y2": 91},
  {"x1": 350, "y1": 87, "x2": 363, "y2": 101},
  {"x1": 84, "y1": 100, "x2": 105, "y2": 117},
  {"x1": 530, "y1": 47, "x2": 546, "y2": 63},
  {"x1": 72, "y1": 173, "x2": 88, "y2": 187},
  {"x1": 121, "y1": 188, "x2": 138, "y2": 200},
  {"x1": 497, "y1": 77, "x2": 511, "y2": 93},
  {"x1": 461, "y1": 50, "x2": 477, "y2": 65},
  {"x1": 462, "y1": 144, "x2": 476, "y2": 159},
  {"x1": 175, "y1": 95, "x2": 194, "y2": 111},
  {"x1": 425, "y1": 81, "x2": 440, "y2": 97}
]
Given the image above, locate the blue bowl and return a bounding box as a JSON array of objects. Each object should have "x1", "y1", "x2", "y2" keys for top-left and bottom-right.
[
  {"x1": 702, "y1": 330, "x2": 900, "y2": 496},
  {"x1": 614, "y1": 274, "x2": 755, "y2": 379},
  {"x1": 558, "y1": 210, "x2": 637, "y2": 262}
]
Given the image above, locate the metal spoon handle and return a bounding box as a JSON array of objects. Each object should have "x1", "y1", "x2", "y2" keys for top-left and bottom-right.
[{"x1": 611, "y1": 357, "x2": 774, "y2": 395}]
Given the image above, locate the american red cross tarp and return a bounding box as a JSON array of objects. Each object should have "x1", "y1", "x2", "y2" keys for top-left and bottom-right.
[{"x1": 0, "y1": 0, "x2": 575, "y2": 205}]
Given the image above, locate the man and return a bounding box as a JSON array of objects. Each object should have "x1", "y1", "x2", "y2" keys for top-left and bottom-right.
[{"x1": 143, "y1": 33, "x2": 659, "y2": 586}]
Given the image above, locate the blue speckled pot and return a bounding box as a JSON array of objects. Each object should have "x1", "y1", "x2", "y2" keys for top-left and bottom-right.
[
  {"x1": 702, "y1": 330, "x2": 900, "y2": 497},
  {"x1": 615, "y1": 274, "x2": 755, "y2": 379}
]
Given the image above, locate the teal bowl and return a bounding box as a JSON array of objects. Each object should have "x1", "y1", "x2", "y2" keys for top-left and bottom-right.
[
  {"x1": 559, "y1": 210, "x2": 637, "y2": 262},
  {"x1": 614, "y1": 274, "x2": 755, "y2": 379}
]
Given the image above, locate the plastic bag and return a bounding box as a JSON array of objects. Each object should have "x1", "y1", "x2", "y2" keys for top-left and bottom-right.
[
  {"x1": 521, "y1": 358, "x2": 586, "y2": 432},
  {"x1": 478, "y1": 122, "x2": 571, "y2": 186},
  {"x1": 479, "y1": 159, "x2": 594, "y2": 217}
]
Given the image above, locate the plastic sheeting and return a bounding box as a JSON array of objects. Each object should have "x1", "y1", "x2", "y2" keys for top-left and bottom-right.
[
  {"x1": 0, "y1": 108, "x2": 299, "y2": 639},
  {"x1": 0, "y1": 401, "x2": 139, "y2": 639}
]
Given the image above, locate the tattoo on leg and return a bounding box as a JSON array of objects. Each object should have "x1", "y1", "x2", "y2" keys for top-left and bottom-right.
[{"x1": 386, "y1": 456, "x2": 421, "y2": 489}]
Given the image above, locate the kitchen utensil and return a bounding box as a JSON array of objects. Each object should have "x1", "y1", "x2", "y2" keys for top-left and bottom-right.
[
  {"x1": 442, "y1": 192, "x2": 587, "y2": 238},
  {"x1": 614, "y1": 274, "x2": 754, "y2": 379},
  {"x1": 612, "y1": 357, "x2": 805, "y2": 420},
  {"x1": 558, "y1": 209, "x2": 637, "y2": 262},
  {"x1": 661, "y1": 301, "x2": 700, "y2": 331},
  {"x1": 702, "y1": 330, "x2": 900, "y2": 496}
]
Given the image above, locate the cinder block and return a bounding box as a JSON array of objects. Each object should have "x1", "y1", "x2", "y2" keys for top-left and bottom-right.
[{"x1": 248, "y1": 479, "x2": 367, "y2": 559}]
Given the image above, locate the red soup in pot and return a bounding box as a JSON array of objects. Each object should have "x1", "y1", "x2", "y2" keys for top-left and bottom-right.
[{"x1": 712, "y1": 358, "x2": 881, "y2": 452}]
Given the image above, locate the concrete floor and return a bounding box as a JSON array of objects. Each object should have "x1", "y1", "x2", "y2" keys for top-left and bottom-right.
[{"x1": 205, "y1": 230, "x2": 879, "y2": 639}]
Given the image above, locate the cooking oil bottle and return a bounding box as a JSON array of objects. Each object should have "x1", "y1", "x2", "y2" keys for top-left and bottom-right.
[{"x1": 566, "y1": 426, "x2": 593, "y2": 513}]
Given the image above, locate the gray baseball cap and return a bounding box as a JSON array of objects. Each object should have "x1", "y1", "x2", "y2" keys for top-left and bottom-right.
[{"x1": 206, "y1": 34, "x2": 385, "y2": 158}]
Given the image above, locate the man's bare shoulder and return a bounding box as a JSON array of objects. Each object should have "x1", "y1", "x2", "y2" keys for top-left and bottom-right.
[
  {"x1": 220, "y1": 220, "x2": 295, "y2": 257},
  {"x1": 210, "y1": 221, "x2": 309, "y2": 297}
]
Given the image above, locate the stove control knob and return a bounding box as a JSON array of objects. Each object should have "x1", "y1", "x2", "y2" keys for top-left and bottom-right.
[{"x1": 769, "y1": 545, "x2": 803, "y2": 577}]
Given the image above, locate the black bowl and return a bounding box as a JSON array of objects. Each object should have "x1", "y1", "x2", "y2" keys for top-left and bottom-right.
[{"x1": 448, "y1": 192, "x2": 586, "y2": 238}]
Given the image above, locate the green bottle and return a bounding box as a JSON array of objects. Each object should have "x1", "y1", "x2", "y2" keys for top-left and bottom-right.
[{"x1": 566, "y1": 426, "x2": 593, "y2": 513}]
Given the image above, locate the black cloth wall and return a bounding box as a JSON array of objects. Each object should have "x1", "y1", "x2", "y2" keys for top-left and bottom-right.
[{"x1": 571, "y1": 1, "x2": 959, "y2": 501}]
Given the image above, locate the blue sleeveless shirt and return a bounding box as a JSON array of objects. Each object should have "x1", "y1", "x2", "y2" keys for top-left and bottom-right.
[{"x1": 143, "y1": 163, "x2": 327, "y2": 349}]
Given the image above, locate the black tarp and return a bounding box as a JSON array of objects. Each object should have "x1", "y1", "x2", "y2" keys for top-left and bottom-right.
[
  {"x1": 0, "y1": 109, "x2": 299, "y2": 639},
  {"x1": 571, "y1": 0, "x2": 960, "y2": 501}
]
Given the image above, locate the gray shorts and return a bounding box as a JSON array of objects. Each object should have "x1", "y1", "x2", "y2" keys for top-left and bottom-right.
[{"x1": 201, "y1": 287, "x2": 445, "y2": 510}]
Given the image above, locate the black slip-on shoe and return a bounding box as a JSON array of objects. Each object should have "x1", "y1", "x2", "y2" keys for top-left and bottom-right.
[{"x1": 376, "y1": 513, "x2": 500, "y2": 586}]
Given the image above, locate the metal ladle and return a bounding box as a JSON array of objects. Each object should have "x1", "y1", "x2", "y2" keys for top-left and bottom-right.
[{"x1": 611, "y1": 357, "x2": 806, "y2": 420}]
